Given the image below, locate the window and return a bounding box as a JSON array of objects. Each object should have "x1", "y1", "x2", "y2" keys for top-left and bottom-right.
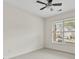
[{"x1": 52, "y1": 18, "x2": 75, "y2": 43}]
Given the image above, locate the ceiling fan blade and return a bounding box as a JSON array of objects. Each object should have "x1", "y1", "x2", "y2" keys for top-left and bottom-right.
[
  {"x1": 40, "y1": 6, "x2": 47, "y2": 10},
  {"x1": 37, "y1": 1, "x2": 47, "y2": 5},
  {"x1": 52, "y1": 3, "x2": 62, "y2": 6}
]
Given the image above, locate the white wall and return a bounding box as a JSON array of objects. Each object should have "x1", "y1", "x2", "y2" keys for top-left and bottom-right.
[
  {"x1": 4, "y1": 3, "x2": 44, "y2": 59},
  {"x1": 44, "y1": 10, "x2": 75, "y2": 53}
]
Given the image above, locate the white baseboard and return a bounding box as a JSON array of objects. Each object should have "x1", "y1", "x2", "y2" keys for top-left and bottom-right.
[
  {"x1": 44, "y1": 47, "x2": 75, "y2": 55},
  {"x1": 4, "y1": 47, "x2": 43, "y2": 59}
]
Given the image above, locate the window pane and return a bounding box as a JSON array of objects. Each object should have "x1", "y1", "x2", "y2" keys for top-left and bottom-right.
[
  {"x1": 56, "y1": 32, "x2": 63, "y2": 42},
  {"x1": 56, "y1": 21, "x2": 63, "y2": 32},
  {"x1": 64, "y1": 32, "x2": 75, "y2": 43},
  {"x1": 64, "y1": 19, "x2": 75, "y2": 31}
]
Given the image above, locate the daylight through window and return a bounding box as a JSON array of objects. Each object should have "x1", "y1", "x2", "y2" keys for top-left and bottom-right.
[{"x1": 52, "y1": 18, "x2": 75, "y2": 43}]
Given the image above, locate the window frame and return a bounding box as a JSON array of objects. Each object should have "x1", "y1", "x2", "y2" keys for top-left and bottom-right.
[{"x1": 52, "y1": 18, "x2": 75, "y2": 44}]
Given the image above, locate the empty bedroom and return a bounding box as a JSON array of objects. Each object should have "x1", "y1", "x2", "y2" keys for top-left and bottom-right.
[{"x1": 4, "y1": 0, "x2": 75, "y2": 59}]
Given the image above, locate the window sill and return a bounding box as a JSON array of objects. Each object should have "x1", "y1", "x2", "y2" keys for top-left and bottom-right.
[{"x1": 52, "y1": 41, "x2": 75, "y2": 46}]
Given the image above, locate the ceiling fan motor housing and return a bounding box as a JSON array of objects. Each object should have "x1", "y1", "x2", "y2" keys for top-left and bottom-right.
[{"x1": 47, "y1": 0, "x2": 52, "y2": 3}]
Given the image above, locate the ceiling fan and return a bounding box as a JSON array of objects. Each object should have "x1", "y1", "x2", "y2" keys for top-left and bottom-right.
[{"x1": 36, "y1": 0, "x2": 62, "y2": 11}]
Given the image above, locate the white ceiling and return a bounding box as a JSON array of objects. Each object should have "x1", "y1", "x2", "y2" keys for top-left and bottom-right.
[{"x1": 4, "y1": 0, "x2": 75, "y2": 18}]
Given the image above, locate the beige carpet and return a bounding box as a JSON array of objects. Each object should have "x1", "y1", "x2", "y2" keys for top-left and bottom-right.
[{"x1": 11, "y1": 49, "x2": 75, "y2": 59}]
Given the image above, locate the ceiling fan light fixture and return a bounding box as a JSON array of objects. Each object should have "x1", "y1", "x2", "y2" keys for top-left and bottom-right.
[
  {"x1": 58, "y1": 9, "x2": 62, "y2": 11},
  {"x1": 50, "y1": 8, "x2": 53, "y2": 11}
]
